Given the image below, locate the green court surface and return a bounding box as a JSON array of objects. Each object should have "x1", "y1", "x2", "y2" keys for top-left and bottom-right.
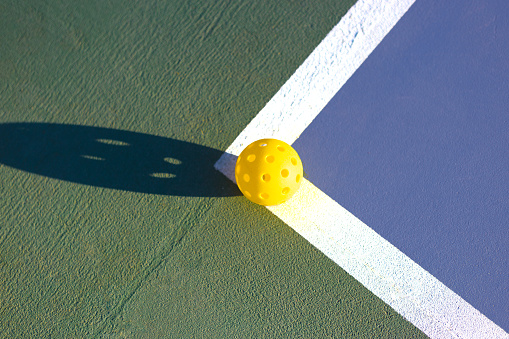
[{"x1": 0, "y1": 0, "x2": 426, "y2": 337}]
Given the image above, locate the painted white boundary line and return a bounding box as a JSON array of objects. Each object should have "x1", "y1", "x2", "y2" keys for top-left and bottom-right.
[
  {"x1": 215, "y1": 0, "x2": 509, "y2": 338},
  {"x1": 269, "y1": 180, "x2": 507, "y2": 339},
  {"x1": 215, "y1": 0, "x2": 416, "y2": 177}
]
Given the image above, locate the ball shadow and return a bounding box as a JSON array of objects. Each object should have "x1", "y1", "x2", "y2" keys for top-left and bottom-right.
[{"x1": 0, "y1": 122, "x2": 240, "y2": 197}]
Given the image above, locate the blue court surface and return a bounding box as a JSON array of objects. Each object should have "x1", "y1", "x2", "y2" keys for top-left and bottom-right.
[{"x1": 293, "y1": 0, "x2": 508, "y2": 332}]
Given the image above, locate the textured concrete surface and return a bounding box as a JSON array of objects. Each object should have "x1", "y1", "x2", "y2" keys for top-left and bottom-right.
[{"x1": 0, "y1": 0, "x2": 426, "y2": 337}]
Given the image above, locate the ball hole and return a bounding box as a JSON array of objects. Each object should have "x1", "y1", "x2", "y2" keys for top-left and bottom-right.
[
  {"x1": 244, "y1": 191, "x2": 252, "y2": 198},
  {"x1": 235, "y1": 165, "x2": 241, "y2": 174},
  {"x1": 281, "y1": 169, "x2": 289, "y2": 178},
  {"x1": 260, "y1": 193, "x2": 269, "y2": 199},
  {"x1": 247, "y1": 154, "x2": 256, "y2": 162},
  {"x1": 262, "y1": 173, "x2": 271, "y2": 182},
  {"x1": 265, "y1": 155, "x2": 275, "y2": 163},
  {"x1": 149, "y1": 173, "x2": 176, "y2": 179},
  {"x1": 259, "y1": 143, "x2": 268, "y2": 147},
  {"x1": 164, "y1": 157, "x2": 182, "y2": 165},
  {"x1": 243, "y1": 174, "x2": 250, "y2": 182},
  {"x1": 282, "y1": 187, "x2": 290, "y2": 195},
  {"x1": 277, "y1": 146, "x2": 285, "y2": 152},
  {"x1": 296, "y1": 174, "x2": 301, "y2": 183},
  {"x1": 291, "y1": 158, "x2": 298, "y2": 166}
]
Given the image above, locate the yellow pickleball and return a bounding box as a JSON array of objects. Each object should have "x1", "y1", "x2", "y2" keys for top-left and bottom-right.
[{"x1": 235, "y1": 139, "x2": 303, "y2": 206}]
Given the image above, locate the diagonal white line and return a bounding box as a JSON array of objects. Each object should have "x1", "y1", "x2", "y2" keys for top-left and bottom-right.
[
  {"x1": 215, "y1": 0, "x2": 417, "y2": 178},
  {"x1": 268, "y1": 180, "x2": 507, "y2": 339},
  {"x1": 215, "y1": 0, "x2": 509, "y2": 338}
]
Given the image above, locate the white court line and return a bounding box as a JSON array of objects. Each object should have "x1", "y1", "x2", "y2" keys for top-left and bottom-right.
[{"x1": 215, "y1": 0, "x2": 509, "y2": 338}]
